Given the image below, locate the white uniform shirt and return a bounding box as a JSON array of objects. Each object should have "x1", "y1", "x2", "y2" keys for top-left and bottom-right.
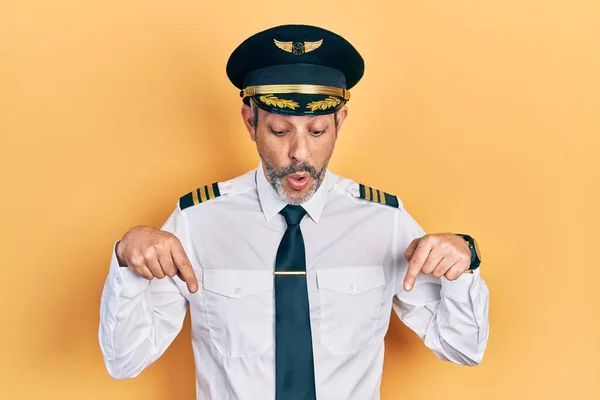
[{"x1": 98, "y1": 164, "x2": 490, "y2": 400}]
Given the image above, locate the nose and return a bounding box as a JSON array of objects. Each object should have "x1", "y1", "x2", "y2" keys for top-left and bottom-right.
[{"x1": 288, "y1": 132, "x2": 309, "y2": 163}]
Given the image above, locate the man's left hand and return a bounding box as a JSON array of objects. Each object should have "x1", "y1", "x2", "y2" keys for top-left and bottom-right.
[{"x1": 403, "y1": 233, "x2": 472, "y2": 291}]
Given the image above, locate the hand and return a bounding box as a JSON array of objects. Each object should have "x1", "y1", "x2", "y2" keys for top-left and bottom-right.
[
  {"x1": 403, "y1": 233, "x2": 472, "y2": 291},
  {"x1": 116, "y1": 226, "x2": 198, "y2": 293}
]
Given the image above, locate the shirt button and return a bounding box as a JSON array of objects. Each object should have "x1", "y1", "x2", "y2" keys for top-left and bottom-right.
[
  {"x1": 234, "y1": 287, "x2": 242, "y2": 295},
  {"x1": 350, "y1": 284, "x2": 358, "y2": 292}
]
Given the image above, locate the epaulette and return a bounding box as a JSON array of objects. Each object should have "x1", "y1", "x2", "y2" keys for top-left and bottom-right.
[
  {"x1": 179, "y1": 182, "x2": 221, "y2": 210},
  {"x1": 355, "y1": 183, "x2": 400, "y2": 208}
]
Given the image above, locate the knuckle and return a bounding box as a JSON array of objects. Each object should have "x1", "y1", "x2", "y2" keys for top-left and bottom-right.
[
  {"x1": 153, "y1": 240, "x2": 166, "y2": 252},
  {"x1": 179, "y1": 259, "x2": 191, "y2": 270},
  {"x1": 445, "y1": 271, "x2": 457, "y2": 280},
  {"x1": 136, "y1": 269, "x2": 152, "y2": 280},
  {"x1": 165, "y1": 268, "x2": 177, "y2": 278},
  {"x1": 130, "y1": 254, "x2": 144, "y2": 266},
  {"x1": 457, "y1": 253, "x2": 470, "y2": 264},
  {"x1": 450, "y1": 248, "x2": 462, "y2": 258},
  {"x1": 143, "y1": 247, "x2": 156, "y2": 260},
  {"x1": 166, "y1": 234, "x2": 180, "y2": 247}
]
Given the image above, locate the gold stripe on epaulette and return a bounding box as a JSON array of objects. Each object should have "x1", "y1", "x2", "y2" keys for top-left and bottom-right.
[
  {"x1": 199, "y1": 186, "x2": 208, "y2": 202},
  {"x1": 179, "y1": 182, "x2": 222, "y2": 210},
  {"x1": 378, "y1": 190, "x2": 387, "y2": 205},
  {"x1": 207, "y1": 183, "x2": 215, "y2": 200},
  {"x1": 357, "y1": 183, "x2": 400, "y2": 208}
]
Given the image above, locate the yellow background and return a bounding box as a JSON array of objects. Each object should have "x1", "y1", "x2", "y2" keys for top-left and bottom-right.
[{"x1": 1, "y1": 0, "x2": 599, "y2": 398}]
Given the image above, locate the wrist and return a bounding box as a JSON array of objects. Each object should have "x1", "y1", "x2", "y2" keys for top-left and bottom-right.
[{"x1": 455, "y1": 233, "x2": 482, "y2": 271}]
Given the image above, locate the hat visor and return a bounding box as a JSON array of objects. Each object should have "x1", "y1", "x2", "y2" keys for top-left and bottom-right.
[{"x1": 248, "y1": 93, "x2": 346, "y2": 116}]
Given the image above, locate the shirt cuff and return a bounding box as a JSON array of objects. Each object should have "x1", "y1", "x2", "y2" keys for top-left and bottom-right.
[
  {"x1": 440, "y1": 268, "x2": 480, "y2": 303},
  {"x1": 109, "y1": 240, "x2": 150, "y2": 298}
]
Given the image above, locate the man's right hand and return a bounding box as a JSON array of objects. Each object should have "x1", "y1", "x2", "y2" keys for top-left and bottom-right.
[{"x1": 116, "y1": 226, "x2": 198, "y2": 293}]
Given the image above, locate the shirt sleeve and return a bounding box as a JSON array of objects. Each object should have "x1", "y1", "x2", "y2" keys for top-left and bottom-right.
[
  {"x1": 98, "y1": 205, "x2": 190, "y2": 379},
  {"x1": 392, "y1": 207, "x2": 490, "y2": 365}
]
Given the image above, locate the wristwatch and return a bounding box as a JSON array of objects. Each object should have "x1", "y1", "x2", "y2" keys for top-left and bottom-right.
[{"x1": 456, "y1": 234, "x2": 482, "y2": 270}]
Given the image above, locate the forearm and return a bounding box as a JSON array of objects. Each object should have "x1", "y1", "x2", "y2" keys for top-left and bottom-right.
[
  {"x1": 98, "y1": 242, "x2": 188, "y2": 379},
  {"x1": 394, "y1": 270, "x2": 489, "y2": 365}
]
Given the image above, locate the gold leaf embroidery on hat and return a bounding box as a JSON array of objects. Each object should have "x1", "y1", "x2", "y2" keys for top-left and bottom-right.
[
  {"x1": 259, "y1": 94, "x2": 300, "y2": 110},
  {"x1": 306, "y1": 96, "x2": 341, "y2": 111},
  {"x1": 273, "y1": 39, "x2": 323, "y2": 55}
]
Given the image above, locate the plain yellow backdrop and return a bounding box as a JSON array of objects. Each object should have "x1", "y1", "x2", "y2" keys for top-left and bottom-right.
[{"x1": 1, "y1": 0, "x2": 599, "y2": 399}]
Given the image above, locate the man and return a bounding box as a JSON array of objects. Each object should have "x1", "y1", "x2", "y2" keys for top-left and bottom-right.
[{"x1": 99, "y1": 24, "x2": 489, "y2": 400}]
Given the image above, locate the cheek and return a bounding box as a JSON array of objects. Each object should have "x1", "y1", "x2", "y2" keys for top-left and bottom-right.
[
  {"x1": 256, "y1": 132, "x2": 285, "y2": 161},
  {"x1": 312, "y1": 137, "x2": 335, "y2": 161}
]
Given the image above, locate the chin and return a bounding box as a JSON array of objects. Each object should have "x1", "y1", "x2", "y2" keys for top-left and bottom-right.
[
  {"x1": 281, "y1": 190, "x2": 310, "y2": 205},
  {"x1": 279, "y1": 186, "x2": 315, "y2": 205}
]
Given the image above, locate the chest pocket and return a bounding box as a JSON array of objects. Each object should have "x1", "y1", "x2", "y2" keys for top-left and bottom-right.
[
  {"x1": 203, "y1": 269, "x2": 274, "y2": 358},
  {"x1": 317, "y1": 266, "x2": 386, "y2": 355}
]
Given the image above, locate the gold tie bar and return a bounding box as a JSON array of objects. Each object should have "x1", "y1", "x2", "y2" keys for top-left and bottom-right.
[{"x1": 274, "y1": 271, "x2": 306, "y2": 276}]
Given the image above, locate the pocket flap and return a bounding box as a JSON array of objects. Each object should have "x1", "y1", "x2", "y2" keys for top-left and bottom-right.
[
  {"x1": 203, "y1": 270, "x2": 273, "y2": 298},
  {"x1": 317, "y1": 266, "x2": 385, "y2": 295}
]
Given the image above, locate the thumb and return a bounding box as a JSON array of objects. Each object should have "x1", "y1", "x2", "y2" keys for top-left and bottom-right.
[{"x1": 404, "y1": 238, "x2": 420, "y2": 261}]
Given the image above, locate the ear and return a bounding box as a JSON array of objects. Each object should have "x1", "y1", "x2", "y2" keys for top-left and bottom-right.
[
  {"x1": 241, "y1": 104, "x2": 257, "y2": 142},
  {"x1": 335, "y1": 105, "x2": 349, "y2": 134}
]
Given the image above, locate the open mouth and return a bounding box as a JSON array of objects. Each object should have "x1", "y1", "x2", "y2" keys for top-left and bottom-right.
[{"x1": 287, "y1": 173, "x2": 310, "y2": 191}]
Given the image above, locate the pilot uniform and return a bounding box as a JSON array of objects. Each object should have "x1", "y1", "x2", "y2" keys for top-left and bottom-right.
[{"x1": 99, "y1": 23, "x2": 489, "y2": 400}]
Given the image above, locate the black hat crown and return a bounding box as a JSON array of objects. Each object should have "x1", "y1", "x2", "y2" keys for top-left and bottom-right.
[{"x1": 226, "y1": 24, "x2": 364, "y2": 115}]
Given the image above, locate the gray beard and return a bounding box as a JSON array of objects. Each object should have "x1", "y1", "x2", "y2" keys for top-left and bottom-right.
[{"x1": 260, "y1": 155, "x2": 328, "y2": 205}]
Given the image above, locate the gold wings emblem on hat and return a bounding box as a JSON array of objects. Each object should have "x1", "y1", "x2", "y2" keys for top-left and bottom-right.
[{"x1": 273, "y1": 39, "x2": 323, "y2": 55}]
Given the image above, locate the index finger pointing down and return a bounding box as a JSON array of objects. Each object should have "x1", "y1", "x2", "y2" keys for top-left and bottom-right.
[
  {"x1": 171, "y1": 244, "x2": 198, "y2": 293},
  {"x1": 404, "y1": 239, "x2": 432, "y2": 291}
]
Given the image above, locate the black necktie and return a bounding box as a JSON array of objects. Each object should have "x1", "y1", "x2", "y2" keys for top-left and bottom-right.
[{"x1": 274, "y1": 205, "x2": 317, "y2": 400}]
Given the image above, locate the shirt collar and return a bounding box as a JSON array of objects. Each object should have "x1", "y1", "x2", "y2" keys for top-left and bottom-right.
[{"x1": 256, "y1": 162, "x2": 330, "y2": 224}]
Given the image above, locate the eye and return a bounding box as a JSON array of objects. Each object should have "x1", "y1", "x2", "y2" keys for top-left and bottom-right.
[
  {"x1": 310, "y1": 130, "x2": 325, "y2": 136},
  {"x1": 270, "y1": 129, "x2": 287, "y2": 136}
]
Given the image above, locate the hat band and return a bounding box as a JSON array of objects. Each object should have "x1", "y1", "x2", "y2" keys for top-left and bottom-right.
[{"x1": 241, "y1": 84, "x2": 350, "y2": 101}]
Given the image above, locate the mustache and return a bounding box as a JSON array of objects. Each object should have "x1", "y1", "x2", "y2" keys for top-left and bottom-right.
[{"x1": 275, "y1": 163, "x2": 319, "y2": 180}]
